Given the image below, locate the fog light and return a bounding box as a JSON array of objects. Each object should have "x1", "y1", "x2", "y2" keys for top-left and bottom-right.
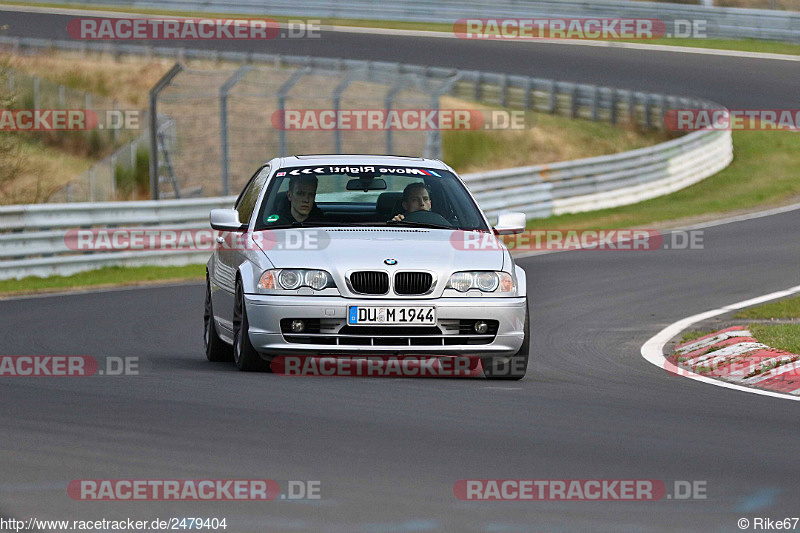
[
  {"x1": 474, "y1": 321, "x2": 489, "y2": 334},
  {"x1": 291, "y1": 320, "x2": 305, "y2": 333}
]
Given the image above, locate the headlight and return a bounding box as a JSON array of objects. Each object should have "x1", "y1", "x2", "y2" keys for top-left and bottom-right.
[
  {"x1": 305, "y1": 270, "x2": 328, "y2": 290},
  {"x1": 448, "y1": 272, "x2": 473, "y2": 292},
  {"x1": 258, "y1": 269, "x2": 334, "y2": 292},
  {"x1": 446, "y1": 271, "x2": 515, "y2": 294},
  {"x1": 279, "y1": 270, "x2": 303, "y2": 290}
]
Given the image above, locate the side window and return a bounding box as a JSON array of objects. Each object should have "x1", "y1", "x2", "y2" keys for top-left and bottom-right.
[{"x1": 236, "y1": 166, "x2": 270, "y2": 225}]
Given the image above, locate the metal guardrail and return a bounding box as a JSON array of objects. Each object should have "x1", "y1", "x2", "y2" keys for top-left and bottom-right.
[
  {"x1": 0, "y1": 37, "x2": 733, "y2": 280},
  {"x1": 0, "y1": 125, "x2": 732, "y2": 281},
  {"x1": 39, "y1": 0, "x2": 800, "y2": 42},
  {"x1": 0, "y1": 197, "x2": 235, "y2": 279}
]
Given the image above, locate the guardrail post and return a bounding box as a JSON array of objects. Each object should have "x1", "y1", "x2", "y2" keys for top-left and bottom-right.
[
  {"x1": 148, "y1": 63, "x2": 183, "y2": 200},
  {"x1": 524, "y1": 78, "x2": 532, "y2": 109},
  {"x1": 645, "y1": 95, "x2": 653, "y2": 129},
  {"x1": 570, "y1": 85, "x2": 579, "y2": 119},
  {"x1": 548, "y1": 81, "x2": 557, "y2": 114},
  {"x1": 628, "y1": 92, "x2": 636, "y2": 126},
  {"x1": 610, "y1": 88, "x2": 618, "y2": 125},
  {"x1": 500, "y1": 74, "x2": 508, "y2": 107},
  {"x1": 474, "y1": 72, "x2": 482, "y2": 101},
  {"x1": 219, "y1": 65, "x2": 252, "y2": 197},
  {"x1": 591, "y1": 86, "x2": 600, "y2": 121},
  {"x1": 89, "y1": 168, "x2": 95, "y2": 202},
  {"x1": 277, "y1": 67, "x2": 311, "y2": 157},
  {"x1": 659, "y1": 95, "x2": 669, "y2": 130},
  {"x1": 33, "y1": 77, "x2": 39, "y2": 109}
]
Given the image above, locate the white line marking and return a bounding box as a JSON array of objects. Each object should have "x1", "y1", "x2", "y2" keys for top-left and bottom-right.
[
  {"x1": 1, "y1": 4, "x2": 799, "y2": 63},
  {"x1": 640, "y1": 285, "x2": 800, "y2": 402}
]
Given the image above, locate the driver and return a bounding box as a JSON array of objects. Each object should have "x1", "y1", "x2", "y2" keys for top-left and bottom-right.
[
  {"x1": 391, "y1": 182, "x2": 431, "y2": 222},
  {"x1": 281, "y1": 174, "x2": 324, "y2": 223}
]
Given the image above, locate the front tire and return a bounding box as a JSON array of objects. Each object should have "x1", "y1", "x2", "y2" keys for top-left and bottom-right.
[
  {"x1": 205, "y1": 277, "x2": 232, "y2": 362},
  {"x1": 482, "y1": 300, "x2": 529, "y2": 380},
  {"x1": 233, "y1": 280, "x2": 271, "y2": 372}
]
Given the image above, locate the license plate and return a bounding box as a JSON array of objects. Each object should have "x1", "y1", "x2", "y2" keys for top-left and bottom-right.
[{"x1": 348, "y1": 306, "x2": 436, "y2": 325}]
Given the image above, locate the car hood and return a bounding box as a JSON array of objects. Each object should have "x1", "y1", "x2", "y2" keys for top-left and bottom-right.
[{"x1": 253, "y1": 227, "x2": 505, "y2": 295}]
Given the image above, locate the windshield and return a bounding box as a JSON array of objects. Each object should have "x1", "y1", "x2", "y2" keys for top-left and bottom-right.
[{"x1": 253, "y1": 165, "x2": 489, "y2": 231}]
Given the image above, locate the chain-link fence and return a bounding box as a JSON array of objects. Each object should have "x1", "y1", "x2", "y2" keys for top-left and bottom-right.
[
  {"x1": 4, "y1": 68, "x2": 148, "y2": 202},
  {"x1": 151, "y1": 61, "x2": 457, "y2": 199}
]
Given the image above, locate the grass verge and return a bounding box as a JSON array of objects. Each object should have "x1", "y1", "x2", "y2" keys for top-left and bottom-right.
[
  {"x1": 749, "y1": 323, "x2": 800, "y2": 354},
  {"x1": 0, "y1": 264, "x2": 205, "y2": 297},
  {"x1": 4, "y1": 1, "x2": 800, "y2": 56},
  {"x1": 527, "y1": 129, "x2": 800, "y2": 230},
  {"x1": 680, "y1": 329, "x2": 717, "y2": 343},
  {"x1": 735, "y1": 294, "x2": 800, "y2": 319}
]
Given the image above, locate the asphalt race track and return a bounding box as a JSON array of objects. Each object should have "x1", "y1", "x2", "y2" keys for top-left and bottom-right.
[{"x1": 1, "y1": 7, "x2": 799, "y2": 532}]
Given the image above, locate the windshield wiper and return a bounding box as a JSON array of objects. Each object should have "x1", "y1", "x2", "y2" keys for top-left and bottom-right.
[
  {"x1": 258, "y1": 221, "x2": 363, "y2": 230},
  {"x1": 385, "y1": 220, "x2": 453, "y2": 230}
]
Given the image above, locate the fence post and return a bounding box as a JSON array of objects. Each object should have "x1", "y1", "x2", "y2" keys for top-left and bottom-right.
[
  {"x1": 333, "y1": 70, "x2": 359, "y2": 154},
  {"x1": 148, "y1": 63, "x2": 183, "y2": 200},
  {"x1": 384, "y1": 78, "x2": 406, "y2": 154},
  {"x1": 548, "y1": 80, "x2": 557, "y2": 114},
  {"x1": 219, "y1": 65, "x2": 252, "y2": 196},
  {"x1": 110, "y1": 154, "x2": 117, "y2": 199},
  {"x1": 277, "y1": 67, "x2": 311, "y2": 157},
  {"x1": 33, "y1": 77, "x2": 39, "y2": 109}
]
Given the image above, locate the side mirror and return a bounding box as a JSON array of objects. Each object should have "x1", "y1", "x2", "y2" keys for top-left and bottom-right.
[
  {"x1": 493, "y1": 212, "x2": 526, "y2": 235},
  {"x1": 210, "y1": 209, "x2": 247, "y2": 231}
]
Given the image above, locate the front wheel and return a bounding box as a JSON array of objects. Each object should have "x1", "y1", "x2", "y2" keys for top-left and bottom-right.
[
  {"x1": 204, "y1": 277, "x2": 232, "y2": 362},
  {"x1": 482, "y1": 300, "x2": 529, "y2": 380},
  {"x1": 233, "y1": 280, "x2": 272, "y2": 372}
]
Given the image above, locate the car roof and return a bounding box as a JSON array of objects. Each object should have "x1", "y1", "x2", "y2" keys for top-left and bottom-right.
[{"x1": 271, "y1": 154, "x2": 451, "y2": 171}]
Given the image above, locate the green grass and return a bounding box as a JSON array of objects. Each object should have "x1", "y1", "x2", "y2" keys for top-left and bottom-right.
[
  {"x1": 5, "y1": 1, "x2": 800, "y2": 56},
  {"x1": 0, "y1": 264, "x2": 205, "y2": 296},
  {"x1": 749, "y1": 323, "x2": 800, "y2": 354},
  {"x1": 735, "y1": 295, "x2": 800, "y2": 319},
  {"x1": 527, "y1": 130, "x2": 800, "y2": 230},
  {"x1": 680, "y1": 329, "x2": 717, "y2": 343}
]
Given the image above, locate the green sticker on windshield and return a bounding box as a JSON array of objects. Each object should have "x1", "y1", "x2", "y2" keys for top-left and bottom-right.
[{"x1": 267, "y1": 214, "x2": 279, "y2": 222}]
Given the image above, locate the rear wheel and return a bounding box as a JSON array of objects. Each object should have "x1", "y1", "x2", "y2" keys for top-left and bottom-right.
[
  {"x1": 204, "y1": 277, "x2": 232, "y2": 362},
  {"x1": 233, "y1": 280, "x2": 271, "y2": 372},
  {"x1": 482, "y1": 300, "x2": 529, "y2": 380}
]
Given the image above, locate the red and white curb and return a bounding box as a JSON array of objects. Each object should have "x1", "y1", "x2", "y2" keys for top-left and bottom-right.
[
  {"x1": 669, "y1": 326, "x2": 800, "y2": 395},
  {"x1": 641, "y1": 284, "x2": 800, "y2": 402}
]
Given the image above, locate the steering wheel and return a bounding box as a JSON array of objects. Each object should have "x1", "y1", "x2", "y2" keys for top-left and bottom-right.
[{"x1": 400, "y1": 209, "x2": 452, "y2": 226}]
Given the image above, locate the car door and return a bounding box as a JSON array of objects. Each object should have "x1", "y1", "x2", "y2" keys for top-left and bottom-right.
[{"x1": 211, "y1": 165, "x2": 270, "y2": 336}]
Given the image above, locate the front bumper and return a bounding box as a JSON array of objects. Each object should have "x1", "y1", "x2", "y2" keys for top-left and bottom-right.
[{"x1": 243, "y1": 293, "x2": 526, "y2": 358}]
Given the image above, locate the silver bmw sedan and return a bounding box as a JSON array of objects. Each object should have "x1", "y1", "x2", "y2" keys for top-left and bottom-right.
[{"x1": 205, "y1": 155, "x2": 529, "y2": 379}]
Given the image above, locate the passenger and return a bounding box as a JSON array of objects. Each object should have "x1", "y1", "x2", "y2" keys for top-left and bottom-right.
[{"x1": 391, "y1": 182, "x2": 431, "y2": 222}]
